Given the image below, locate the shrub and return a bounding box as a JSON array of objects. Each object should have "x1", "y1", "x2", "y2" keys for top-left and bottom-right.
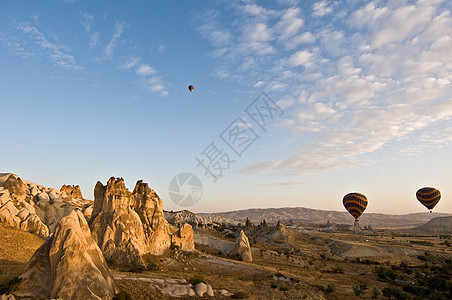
[
  {"x1": 353, "y1": 283, "x2": 367, "y2": 296},
  {"x1": 113, "y1": 290, "x2": 133, "y2": 300},
  {"x1": 326, "y1": 283, "x2": 336, "y2": 293},
  {"x1": 402, "y1": 284, "x2": 430, "y2": 296},
  {"x1": 271, "y1": 283, "x2": 277, "y2": 289},
  {"x1": 279, "y1": 286, "x2": 288, "y2": 291},
  {"x1": 372, "y1": 287, "x2": 380, "y2": 299},
  {"x1": 427, "y1": 276, "x2": 447, "y2": 291},
  {"x1": 146, "y1": 261, "x2": 159, "y2": 271},
  {"x1": 332, "y1": 266, "x2": 344, "y2": 274},
  {"x1": 231, "y1": 291, "x2": 248, "y2": 299},
  {"x1": 188, "y1": 275, "x2": 204, "y2": 285},
  {"x1": 375, "y1": 266, "x2": 397, "y2": 280},
  {"x1": 382, "y1": 287, "x2": 406, "y2": 299}
]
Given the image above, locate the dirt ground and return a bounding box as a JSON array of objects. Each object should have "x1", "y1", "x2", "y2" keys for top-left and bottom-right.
[{"x1": 0, "y1": 224, "x2": 44, "y2": 287}]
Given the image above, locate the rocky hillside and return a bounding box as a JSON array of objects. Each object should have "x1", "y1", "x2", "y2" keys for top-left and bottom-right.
[
  {"x1": 0, "y1": 173, "x2": 92, "y2": 238},
  {"x1": 413, "y1": 216, "x2": 452, "y2": 233},
  {"x1": 201, "y1": 207, "x2": 452, "y2": 228}
]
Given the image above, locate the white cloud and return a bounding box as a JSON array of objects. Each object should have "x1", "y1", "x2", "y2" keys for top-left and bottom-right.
[
  {"x1": 198, "y1": 1, "x2": 452, "y2": 178},
  {"x1": 103, "y1": 21, "x2": 125, "y2": 60},
  {"x1": 136, "y1": 64, "x2": 156, "y2": 76},
  {"x1": 313, "y1": 0, "x2": 333, "y2": 17},
  {"x1": 275, "y1": 7, "x2": 304, "y2": 42},
  {"x1": 288, "y1": 50, "x2": 313, "y2": 67}
]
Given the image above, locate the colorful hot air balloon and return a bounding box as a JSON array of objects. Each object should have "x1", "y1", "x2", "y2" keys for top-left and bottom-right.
[
  {"x1": 188, "y1": 85, "x2": 194, "y2": 92},
  {"x1": 343, "y1": 192, "x2": 368, "y2": 220},
  {"x1": 416, "y1": 187, "x2": 441, "y2": 212}
]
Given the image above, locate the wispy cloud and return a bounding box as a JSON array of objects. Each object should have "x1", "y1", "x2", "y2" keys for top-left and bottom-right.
[
  {"x1": 136, "y1": 64, "x2": 156, "y2": 76},
  {"x1": 119, "y1": 57, "x2": 168, "y2": 96},
  {"x1": 312, "y1": 1, "x2": 333, "y2": 17},
  {"x1": 80, "y1": 12, "x2": 93, "y2": 32},
  {"x1": 15, "y1": 22, "x2": 82, "y2": 70},
  {"x1": 103, "y1": 21, "x2": 125, "y2": 60},
  {"x1": 197, "y1": 0, "x2": 452, "y2": 177}
]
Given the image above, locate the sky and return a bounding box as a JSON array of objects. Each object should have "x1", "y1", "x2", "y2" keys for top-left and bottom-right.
[{"x1": 1, "y1": 0, "x2": 451, "y2": 215}]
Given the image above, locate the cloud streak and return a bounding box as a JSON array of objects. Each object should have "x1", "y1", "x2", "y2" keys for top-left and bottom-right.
[
  {"x1": 103, "y1": 21, "x2": 125, "y2": 60},
  {"x1": 16, "y1": 22, "x2": 82, "y2": 70}
]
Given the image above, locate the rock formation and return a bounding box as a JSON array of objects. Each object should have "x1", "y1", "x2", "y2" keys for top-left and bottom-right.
[
  {"x1": 14, "y1": 210, "x2": 116, "y2": 299},
  {"x1": 89, "y1": 177, "x2": 194, "y2": 267},
  {"x1": 0, "y1": 173, "x2": 93, "y2": 237},
  {"x1": 60, "y1": 184, "x2": 83, "y2": 199},
  {"x1": 171, "y1": 223, "x2": 194, "y2": 250},
  {"x1": 231, "y1": 230, "x2": 252, "y2": 262}
]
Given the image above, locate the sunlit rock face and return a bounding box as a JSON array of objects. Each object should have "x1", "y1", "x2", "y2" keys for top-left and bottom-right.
[
  {"x1": 89, "y1": 177, "x2": 194, "y2": 267},
  {"x1": 231, "y1": 230, "x2": 252, "y2": 262},
  {"x1": 60, "y1": 184, "x2": 83, "y2": 199},
  {"x1": 15, "y1": 210, "x2": 116, "y2": 300}
]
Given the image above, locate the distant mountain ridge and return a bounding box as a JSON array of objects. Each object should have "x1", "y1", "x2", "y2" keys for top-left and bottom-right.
[{"x1": 201, "y1": 207, "x2": 452, "y2": 228}]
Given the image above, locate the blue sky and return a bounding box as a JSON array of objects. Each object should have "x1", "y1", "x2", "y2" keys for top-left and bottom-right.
[{"x1": 1, "y1": 0, "x2": 451, "y2": 214}]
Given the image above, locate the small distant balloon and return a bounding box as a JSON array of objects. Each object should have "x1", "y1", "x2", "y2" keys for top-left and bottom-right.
[
  {"x1": 343, "y1": 192, "x2": 368, "y2": 220},
  {"x1": 416, "y1": 187, "x2": 441, "y2": 212},
  {"x1": 188, "y1": 85, "x2": 194, "y2": 92}
]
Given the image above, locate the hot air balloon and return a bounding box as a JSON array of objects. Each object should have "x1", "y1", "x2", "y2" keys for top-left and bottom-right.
[
  {"x1": 343, "y1": 192, "x2": 368, "y2": 230},
  {"x1": 416, "y1": 187, "x2": 441, "y2": 213},
  {"x1": 188, "y1": 85, "x2": 194, "y2": 92}
]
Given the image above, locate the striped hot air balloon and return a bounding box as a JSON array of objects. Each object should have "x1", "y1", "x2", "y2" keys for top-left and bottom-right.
[
  {"x1": 343, "y1": 192, "x2": 368, "y2": 220},
  {"x1": 416, "y1": 187, "x2": 441, "y2": 212}
]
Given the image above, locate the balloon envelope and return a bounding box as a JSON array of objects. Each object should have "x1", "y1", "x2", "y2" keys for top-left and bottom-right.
[
  {"x1": 188, "y1": 85, "x2": 194, "y2": 92},
  {"x1": 416, "y1": 187, "x2": 441, "y2": 210},
  {"x1": 343, "y1": 192, "x2": 368, "y2": 220}
]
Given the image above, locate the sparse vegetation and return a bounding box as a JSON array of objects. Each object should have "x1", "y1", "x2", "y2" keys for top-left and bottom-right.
[
  {"x1": 332, "y1": 266, "x2": 344, "y2": 274},
  {"x1": 353, "y1": 282, "x2": 367, "y2": 296},
  {"x1": 188, "y1": 274, "x2": 204, "y2": 285},
  {"x1": 375, "y1": 266, "x2": 398, "y2": 280},
  {"x1": 113, "y1": 290, "x2": 134, "y2": 300},
  {"x1": 279, "y1": 286, "x2": 288, "y2": 291},
  {"x1": 410, "y1": 240, "x2": 434, "y2": 246},
  {"x1": 325, "y1": 283, "x2": 336, "y2": 293},
  {"x1": 382, "y1": 286, "x2": 406, "y2": 299},
  {"x1": 231, "y1": 291, "x2": 248, "y2": 299}
]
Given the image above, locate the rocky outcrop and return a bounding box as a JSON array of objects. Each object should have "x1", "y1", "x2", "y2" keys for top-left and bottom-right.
[
  {"x1": 60, "y1": 184, "x2": 83, "y2": 199},
  {"x1": 3, "y1": 175, "x2": 27, "y2": 200},
  {"x1": 0, "y1": 173, "x2": 93, "y2": 238},
  {"x1": 15, "y1": 210, "x2": 116, "y2": 299},
  {"x1": 171, "y1": 223, "x2": 195, "y2": 250},
  {"x1": 89, "y1": 177, "x2": 194, "y2": 267},
  {"x1": 231, "y1": 230, "x2": 252, "y2": 262}
]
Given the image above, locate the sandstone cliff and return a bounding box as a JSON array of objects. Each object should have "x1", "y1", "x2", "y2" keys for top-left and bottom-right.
[{"x1": 15, "y1": 210, "x2": 116, "y2": 299}]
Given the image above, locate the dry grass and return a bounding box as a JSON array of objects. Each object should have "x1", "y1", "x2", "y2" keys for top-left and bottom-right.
[{"x1": 0, "y1": 224, "x2": 44, "y2": 286}]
